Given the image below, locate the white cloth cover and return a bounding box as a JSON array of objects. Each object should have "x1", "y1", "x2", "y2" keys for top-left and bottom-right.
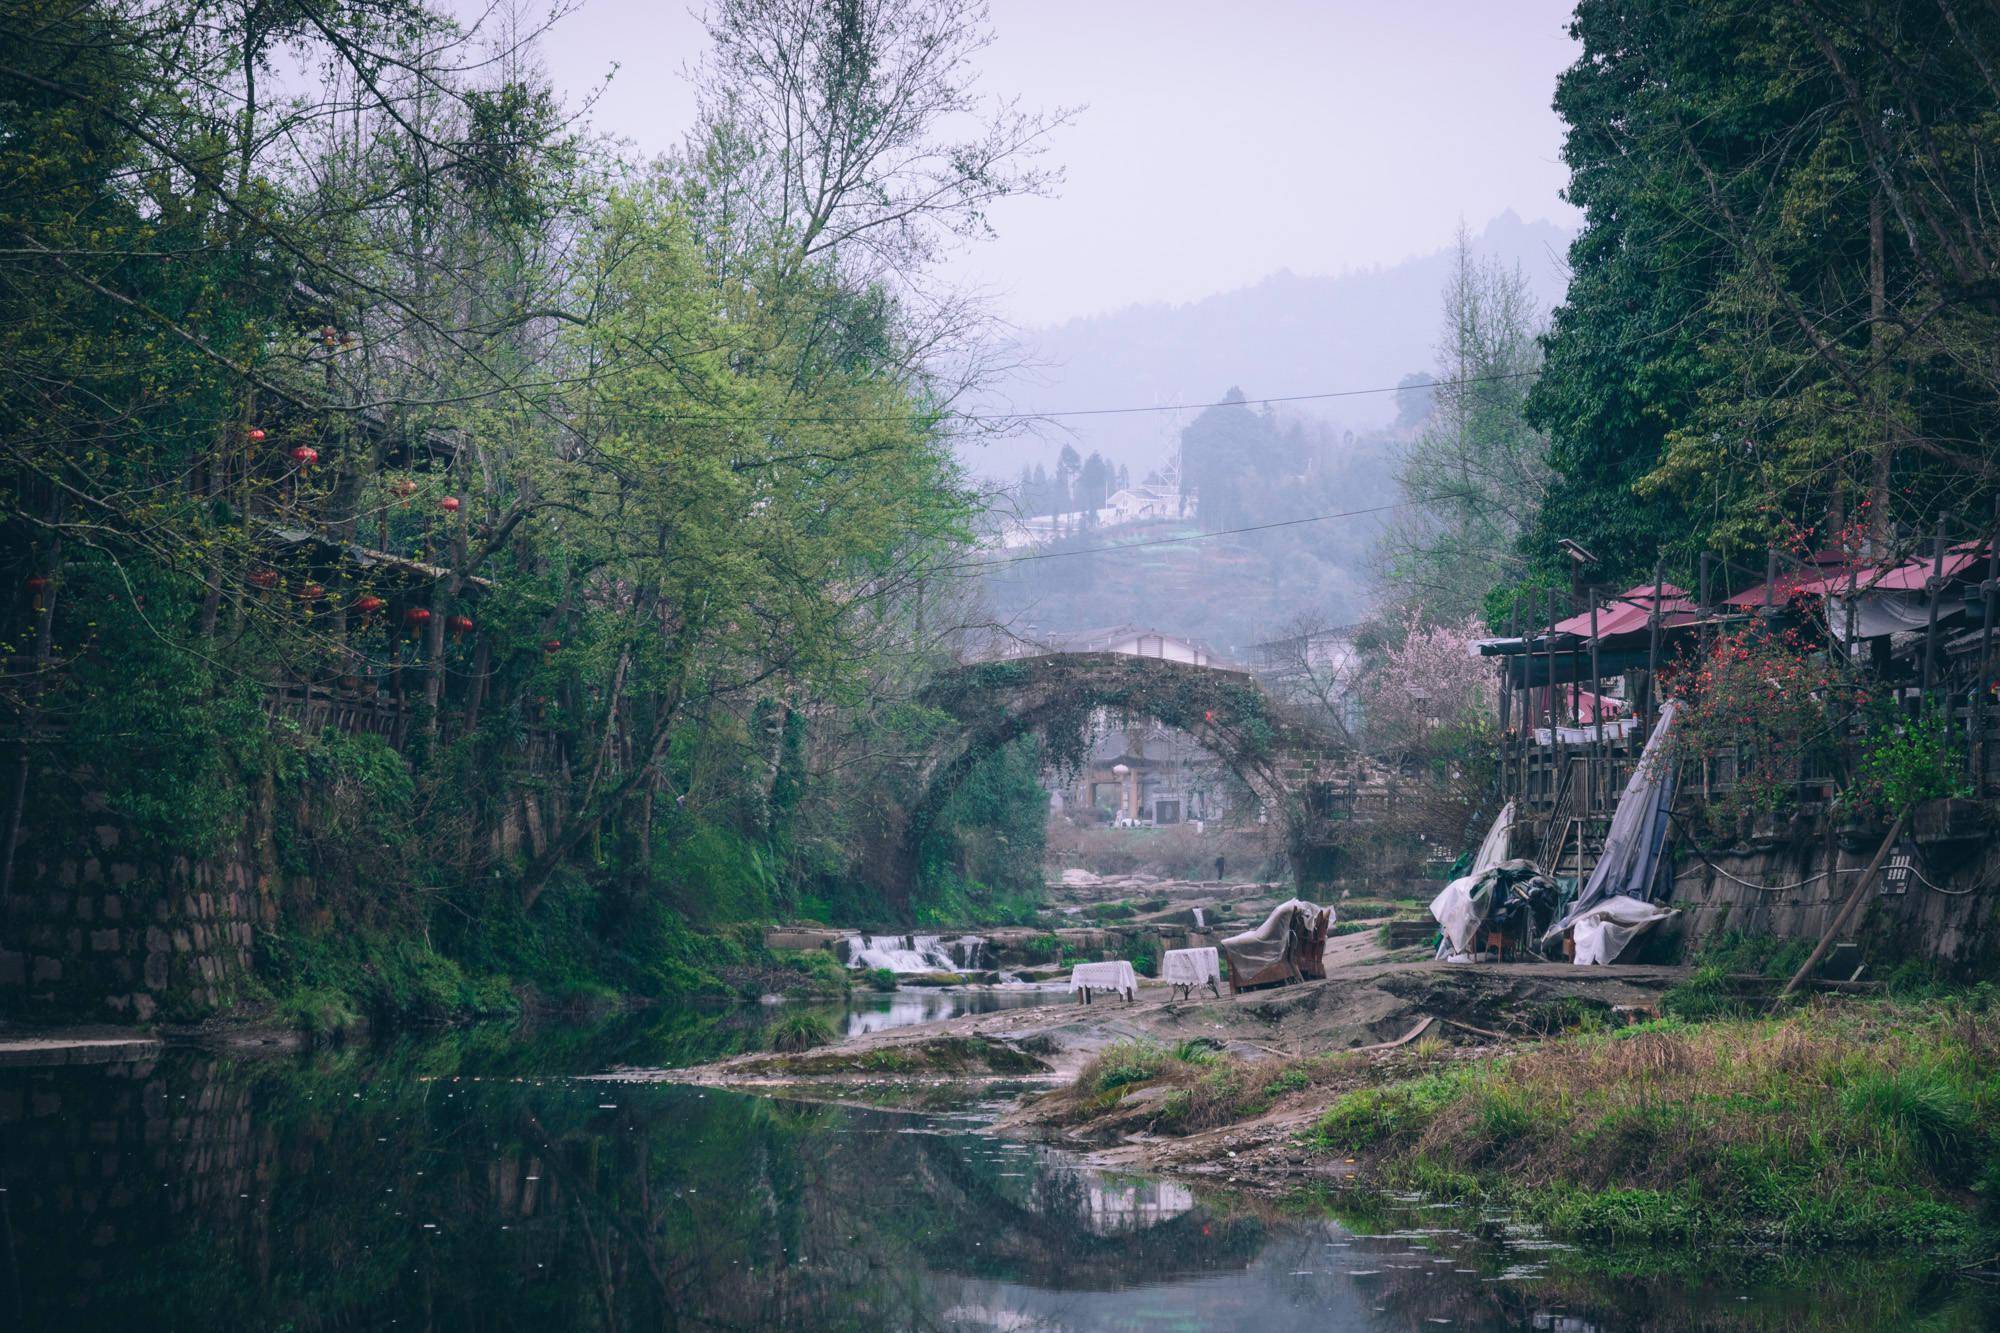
[
  {"x1": 1826, "y1": 591, "x2": 1938, "y2": 640},
  {"x1": 1430, "y1": 874, "x2": 1495, "y2": 956},
  {"x1": 1429, "y1": 805, "x2": 1518, "y2": 962},
  {"x1": 1533, "y1": 717, "x2": 1641, "y2": 746},
  {"x1": 1219, "y1": 899, "x2": 1324, "y2": 976},
  {"x1": 1161, "y1": 947, "x2": 1221, "y2": 987},
  {"x1": 1569, "y1": 895, "x2": 1676, "y2": 965},
  {"x1": 1471, "y1": 801, "x2": 1515, "y2": 879},
  {"x1": 1069, "y1": 961, "x2": 1138, "y2": 997},
  {"x1": 1544, "y1": 701, "x2": 1681, "y2": 949}
]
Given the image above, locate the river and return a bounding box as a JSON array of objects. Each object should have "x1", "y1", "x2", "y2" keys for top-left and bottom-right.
[{"x1": 0, "y1": 1001, "x2": 1990, "y2": 1330}]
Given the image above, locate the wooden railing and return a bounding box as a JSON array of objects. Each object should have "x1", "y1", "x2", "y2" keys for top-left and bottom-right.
[{"x1": 1505, "y1": 685, "x2": 2000, "y2": 841}]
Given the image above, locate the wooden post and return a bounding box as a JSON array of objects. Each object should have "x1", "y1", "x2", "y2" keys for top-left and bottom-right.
[
  {"x1": 1920, "y1": 516, "x2": 1949, "y2": 702},
  {"x1": 1775, "y1": 807, "x2": 1908, "y2": 1004},
  {"x1": 1645, "y1": 559, "x2": 1664, "y2": 741},
  {"x1": 1589, "y1": 587, "x2": 1604, "y2": 808},
  {"x1": 1547, "y1": 587, "x2": 1562, "y2": 778},
  {"x1": 1977, "y1": 498, "x2": 2000, "y2": 791}
]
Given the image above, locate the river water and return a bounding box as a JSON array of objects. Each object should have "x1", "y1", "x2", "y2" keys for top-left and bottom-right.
[{"x1": 0, "y1": 1003, "x2": 1991, "y2": 1331}]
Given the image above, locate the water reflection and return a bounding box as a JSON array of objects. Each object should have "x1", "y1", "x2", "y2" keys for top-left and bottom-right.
[
  {"x1": 0, "y1": 1028, "x2": 1990, "y2": 1331},
  {"x1": 841, "y1": 986, "x2": 1058, "y2": 1037}
]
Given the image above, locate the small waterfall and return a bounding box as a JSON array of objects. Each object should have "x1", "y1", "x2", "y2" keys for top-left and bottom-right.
[{"x1": 840, "y1": 933, "x2": 991, "y2": 973}]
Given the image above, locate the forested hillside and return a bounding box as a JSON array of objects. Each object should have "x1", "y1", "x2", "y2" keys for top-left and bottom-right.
[
  {"x1": 981, "y1": 396, "x2": 1400, "y2": 653},
  {"x1": 964, "y1": 211, "x2": 1572, "y2": 483}
]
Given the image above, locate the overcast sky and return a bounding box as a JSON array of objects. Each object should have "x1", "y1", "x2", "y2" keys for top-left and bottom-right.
[{"x1": 533, "y1": 0, "x2": 1583, "y2": 328}]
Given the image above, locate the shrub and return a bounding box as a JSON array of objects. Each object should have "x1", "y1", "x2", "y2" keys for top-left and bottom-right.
[
  {"x1": 778, "y1": 949, "x2": 851, "y2": 995},
  {"x1": 1850, "y1": 706, "x2": 1972, "y2": 815},
  {"x1": 1088, "y1": 1040, "x2": 1168, "y2": 1093},
  {"x1": 1838, "y1": 1065, "x2": 1977, "y2": 1176},
  {"x1": 1171, "y1": 1037, "x2": 1221, "y2": 1065},
  {"x1": 1265, "y1": 1066, "x2": 1310, "y2": 1095},
  {"x1": 274, "y1": 985, "x2": 364, "y2": 1039},
  {"x1": 1315, "y1": 1071, "x2": 1467, "y2": 1151},
  {"x1": 1661, "y1": 962, "x2": 1742, "y2": 1021},
  {"x1": 768, "y1": 1013, "x2": 835, "y2": 1053},
  {"x1": 864, "y1": 967, "x2": 899, "y2": 992}
]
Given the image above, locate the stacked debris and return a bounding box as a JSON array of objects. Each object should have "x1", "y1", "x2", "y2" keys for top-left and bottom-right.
[{"x1": 1430, "y1": 859, "x2": 1560, "y2": 962}]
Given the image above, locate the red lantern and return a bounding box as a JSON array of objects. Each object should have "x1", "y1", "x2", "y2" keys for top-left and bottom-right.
[
  {"x1": 248, "y1": 570, "x2": 279, "y2": 590},
  {"x1": 247, "y1": 427, "x2": 266, "y2": 442},
  {"x1": 439, "y1": 496, "x2": 461, "y2": 513},
  {"x1": 390, "y1": 478, "x2": 418, "y2": 499},
  {"x1": 404, "y1": 607, "x2": 432, "y2": 626},
  {"x1": 296, "y1": 583, "x2": 325, "y2": 601},
  {"x1": 291, "y1": 446, "x2": 318, "y2": 467},
  {"x1": 353, "y1": 595, "x2": 386, "y2": 616},
  {"x1": 448, "y1": 614, "x2": 474, "y2": 637},
  {"x1": 541, "y1": 639, "x2": 562, "y2": 653},
  {"x1": 25, "y1": 574, "x2": 48, "y2": 611}
]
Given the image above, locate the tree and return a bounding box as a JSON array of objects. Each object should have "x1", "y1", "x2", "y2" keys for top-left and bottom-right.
[
  {"x1": 1525, "y1": 1, "x2": 2000, "y2": 585},
  {"x1": 1381, "y1": 230, "x2": 1549, "y2": 624},
  {"x1": 1394, "y1": 372, "x2": 1436, "y2": 429},
  {"x1": 1076, "y1": 451, "x2": 1111, "y2": 513},
  {"x1": 1054, "y1": 443, "x2": 1081, "y2": 513}
]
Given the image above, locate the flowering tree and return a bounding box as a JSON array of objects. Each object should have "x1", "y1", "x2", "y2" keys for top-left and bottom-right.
[
  {"x1": 1660, "y1": 621, "x2": 1848, "y2": 820},
  {"x1": 1359, "y1": 609, "x2": 1498, "y2": 758},
  {"x1": 1350, "y1": 609, "x2": 1500, "y2": 861}
]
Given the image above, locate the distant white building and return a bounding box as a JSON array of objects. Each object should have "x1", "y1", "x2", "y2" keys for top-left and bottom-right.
[
  {"x1": 1250, "y1": 625, "x2": 1360, "y2": 679},
  {"x1": 1099, "y1": 485, "x2": 1185, "y2": 526},
  {"x1": 983, "y1": 484, "x2": 1195, "y2": 551}
]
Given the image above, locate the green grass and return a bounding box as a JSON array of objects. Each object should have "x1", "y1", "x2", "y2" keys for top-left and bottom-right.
[
  {"x1": 774, "y1": 948, "x2": 852, "y2": 996},
  {"x1": 1307, "y1": 995, "x2": 2000, "y2": 1254},
  {"x1": 767, "y1": 1013, "x2": 835, "y2": 1053},
  {"x1": 1055, "y1": 1043, "x2": 1364, "y2": 1133}
]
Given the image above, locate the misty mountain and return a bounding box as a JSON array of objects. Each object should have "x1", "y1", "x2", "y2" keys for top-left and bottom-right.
[{"x1": 961, "y1": 211, "x2": 1574, "y2": 481}]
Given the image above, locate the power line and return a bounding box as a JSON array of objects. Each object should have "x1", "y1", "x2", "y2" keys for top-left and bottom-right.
[
  {"x1": 639, "y1": 371, "x2": 1520, "y2": 428},
  {"x1": 975, "y1": 373, "x2": 1520, "y2": 422},
  {"x1": 942, "y1": 493, "x2": 1469, "y2": 573}
]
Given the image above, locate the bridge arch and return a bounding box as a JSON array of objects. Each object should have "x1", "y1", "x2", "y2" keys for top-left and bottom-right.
[{"x1": 895, "y1": 653, "x2": 1350, "y2": 904}]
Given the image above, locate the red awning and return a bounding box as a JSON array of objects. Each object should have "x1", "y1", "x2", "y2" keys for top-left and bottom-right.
[
  {"x1": 1726, "y1": 542, "x2": 1992, "y2": 604},
  {"x1": 1551, "y1": 582, "x2": 1699, "y2": 638}
]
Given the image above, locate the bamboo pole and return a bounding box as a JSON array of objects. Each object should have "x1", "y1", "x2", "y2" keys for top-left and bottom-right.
[
  {"x1": 1920, "y1": 517, "x2": 1949, "y2": 701},
  {"x1": 1775, "y1": 807, "x2": 1908, "y2": 1004},
  {"x1": 1590, "y1": 587, "x2": 1603, "y2": 808},
  {"x1": 1645, "y1": 559, "x2": 1664, "y2": 740},
  {"x1": 1978, "y1": 498, "x2": 1999, "y2": 791}
]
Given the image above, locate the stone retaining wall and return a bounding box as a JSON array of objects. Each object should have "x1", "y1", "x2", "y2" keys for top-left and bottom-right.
[
  {"x1": 1664, "y1": 800, "x2": 2000, "y2": 972},
  {"x1": 0, "y1": 807, "x2": 265, "y2": 1022}
]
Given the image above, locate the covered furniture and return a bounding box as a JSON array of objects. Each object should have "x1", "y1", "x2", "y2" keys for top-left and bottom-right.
[
  {"x1": 1567, "y1": 895, "x2": 1678, "y2": 965},
  {"x1": 1220, "y1": 899, "x2": 1331, "y2": 992},
  {"x1": 1160, "y1": 946, "x2": 1222, "y2": 999},
  {"x1": 1069, "y1": 960, "x2": 1138, "y2": 1003}
]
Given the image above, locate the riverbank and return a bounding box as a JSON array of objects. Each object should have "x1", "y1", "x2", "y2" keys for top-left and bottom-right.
[
  {"x1": 10, "y1": 1015, "x2": 1992, "y2": 1328},
  {"x1": 647, "y1": 943, "x2": 2000, "y2": 1265},
  {"x1": 1022, "y1": 989, "x2": 2000, "y2": 1260}
]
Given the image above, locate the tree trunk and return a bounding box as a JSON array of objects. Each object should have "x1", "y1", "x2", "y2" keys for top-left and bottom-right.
[{"x1": 1867, "y1": 187, "x2": 1892, "y2": 548}]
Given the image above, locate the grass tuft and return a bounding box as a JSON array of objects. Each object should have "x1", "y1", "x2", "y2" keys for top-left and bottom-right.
[{"x1": 767, "y1": 1013, "x2": 835, "y2": 1053}]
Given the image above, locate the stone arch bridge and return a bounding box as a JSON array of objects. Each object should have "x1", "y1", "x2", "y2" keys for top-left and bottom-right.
[{"x1": 888, "y1": 652, "x2": 1359, "y2": 903}]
